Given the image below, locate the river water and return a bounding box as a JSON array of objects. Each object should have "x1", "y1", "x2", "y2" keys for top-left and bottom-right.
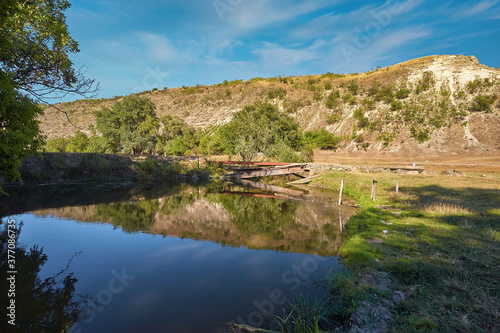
[{"x1": 0, "y1": 181, "x2": 351, "y2": 333}]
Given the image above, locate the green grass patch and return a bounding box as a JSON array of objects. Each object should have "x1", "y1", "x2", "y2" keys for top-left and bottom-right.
[{"x1": 313, "y1": 172, "x2": 500, "y2": 332}]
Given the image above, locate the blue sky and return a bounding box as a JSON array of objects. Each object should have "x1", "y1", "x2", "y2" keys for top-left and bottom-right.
[{"x1": 64, "y1": 0, "x2": 500, "y2": 101}]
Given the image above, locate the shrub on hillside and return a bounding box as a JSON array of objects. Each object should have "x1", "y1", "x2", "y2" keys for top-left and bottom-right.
[
  {"x1": 267, "y1": 87, "x2": 287, "y2": 100},
  {"x1": 375, "y1": 86, "x2": 395, "y2": 103},
  {"x1": 396, "y1": 88, "x2": 411, "y2": 99},
  {"x1": 304, "y1": 130, "x2": 340, "y2": 150},
  {"x1": 347, "y1": 82, "x2": 359, "y2": 95},
  {"x1": 471, "y1": 95, "x2": 497, "y2": 112}
]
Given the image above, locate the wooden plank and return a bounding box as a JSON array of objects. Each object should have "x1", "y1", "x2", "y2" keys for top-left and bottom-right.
[
  {"x1": 287, "y1": 175, "x2": 321, "y2": 185},
  {"x1": 208, "y1": 161, "x2": 295, "y2": 167},
  {"x1": 222, "y1": 167, "x2": 305, "y2": 179},
  {"x1": 236, "y1": 180, "x2": 306, "y2": 196}
]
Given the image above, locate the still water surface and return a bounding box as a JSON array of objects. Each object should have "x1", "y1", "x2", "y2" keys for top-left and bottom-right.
[{"x1": 0, "y1": 182, "x2": 349, "y2": 332}]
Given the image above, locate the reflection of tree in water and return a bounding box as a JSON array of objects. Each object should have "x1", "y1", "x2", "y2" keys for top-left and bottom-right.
[
  {"x1": 213, "y1": 194, "x2": 296, "y2": 236},
  {"x1": 0, "y1": 220, "x2": 89, "y2": 332},
  {"x1": 160, "y1": 193, "x2": 196, "y2": 216},
  {"x1": 95, "y1": 199, "x2": 159, "y2": 233}
]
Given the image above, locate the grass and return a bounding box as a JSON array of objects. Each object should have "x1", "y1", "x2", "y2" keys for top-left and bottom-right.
[{"x1": 313, "y1": 171, "x2": 500, "y2": 332}]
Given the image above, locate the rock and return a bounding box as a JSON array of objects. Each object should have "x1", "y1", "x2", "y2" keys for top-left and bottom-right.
[
  {"x1": 392, "y1": 291, "x2": 406, "y2": 303},
  {"x1": 441, "y1": 169, "x2": 466, "y2": 177}
]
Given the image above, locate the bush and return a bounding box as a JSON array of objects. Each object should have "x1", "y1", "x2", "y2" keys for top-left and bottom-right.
[
  {"x1": 304, "y1": 130, "x2": 340, "y2": 150},
  {"x1": 353, "y1": 108, "x2": 364, "y2": 120},
  {"x1": 411, "y1": 126, "x2": 431, "y2": 143},
  {"x1": 375, "y1": 86, "x2": 394, "y2": 103},
  {"x1": 362, "y1": 97, "x2": 376, "y2": 110},
  {"x1": 267, "y1": 87, "x2": 287, "y2": 99},
  {"x1": 326, "y1": 111, "x2": 341, "y2": 124},
  {"x1": 44, "y1": 138, "x2": 69, "y2": 152},
  {"x1": 368, "y1": 81, "x2": 381, "y2": 96},
  {"x1": 357, "y1": 117, "x2": 370, "y2": 129},
  {"x1": 471, "y1": 95, "x2": 497, "y2": 112},
  {"x1": 323, "y1": 81, "x2": 333, "y2": 90},
  {"x1": 325, "y1": 90, "x2": 341, "y2": 109},
  {"x1": 347, "y1": 82, "x2": 359, "y2": 95},
  {"x1": 416, "y1": 71, "x2": 435, "y2": 94},
  {"x1": 390, "y1": 100, "x2": 403, "y2": 111},
  {"x1": 396, "y1": 88, "x2": 411, "y2": 99}
]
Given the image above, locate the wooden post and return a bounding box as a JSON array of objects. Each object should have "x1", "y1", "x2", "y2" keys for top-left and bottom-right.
[
  {"x1": 338, "y1": 178, "x2": 344, "y2": 205},
  {"x1": 339, "y1": 209, "x2": 343, "y2": 232},
  {"x1": 371, "y1": 180, "x2": 377, "y2": 201},
  {"x1": 395, "y1": 182, "x2": 399, "y2": 197}
]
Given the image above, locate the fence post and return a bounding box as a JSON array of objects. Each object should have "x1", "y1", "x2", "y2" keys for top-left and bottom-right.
[
  {"x1": 371, "y1": 180, "x2": 377, "y2": 201},
  {"x1": 339, "y1": 178, "x2": 344, "y2": 205}
]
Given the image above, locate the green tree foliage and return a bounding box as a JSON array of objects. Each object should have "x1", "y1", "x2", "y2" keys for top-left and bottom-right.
[
  {"x1": 95, "y1": 95, "x2": 158, "y2": 154},
  {"x1": 304, "y1": 130, "x2": 340, "y2": 150},
  {"x1": 156, "y1": 115, "x2": 197, "y2": 156},
  {"x1": 209, "y1": 102, "x2": 303, "y2": 161},
  {"x1": 0, "y1": 0, "x2": 96, "y2": 192},
  {"x1": 0, "y1": 73, "x2": 44, "y2": 190},
  {"x1": 44, "y1": 138, "x2": 69, "y2": 153},
  {"x1": 0, "y1": 0, "x2": 96, "y2": 98},
  {"x1": 66, "y1": 131, "x2": 90, "y2": 153}
]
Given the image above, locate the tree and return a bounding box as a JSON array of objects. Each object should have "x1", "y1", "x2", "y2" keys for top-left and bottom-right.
[
  {"x1": 0, "y1": 72, "x2": 44, "y2": 191},
  {"x1": 215, "y1": 102, "x2": 303, "y2": 161},
  {"x1": 95, "y1": 95, "x2": 159, "y2": 154},
  {"x1": 0, "y1": 0, "x2": 97, "y2": 192},
  {"x1": 156, "y1": 115, "x2": 197, "y2": 156},
  {"x1": 0, "y1": 0, "x2": 97, "y2": 100}
]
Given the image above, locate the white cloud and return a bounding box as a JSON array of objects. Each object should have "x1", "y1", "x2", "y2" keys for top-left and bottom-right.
[
  {"x1": 252, "y1": 42, "x2": 320, "y2": 67},
  {"x1": 453, "y1": 0, "x2": 500, "y2": 18},
  {"x1": 227, "y1": 0, "x2": 334, "y2": 31},
  {"x1": 135, "y1": 32, "x2": 201, "y2": 64}
]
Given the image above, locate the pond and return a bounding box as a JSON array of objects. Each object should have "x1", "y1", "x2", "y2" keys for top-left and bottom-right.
[{"x1": 0, "y1": 181, "x2": 351, "y2": 333}]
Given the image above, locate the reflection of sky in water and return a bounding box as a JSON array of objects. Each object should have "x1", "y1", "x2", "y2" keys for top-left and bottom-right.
[{"x1": 10, "y1": 212, "x2": 341, "y2": 333}]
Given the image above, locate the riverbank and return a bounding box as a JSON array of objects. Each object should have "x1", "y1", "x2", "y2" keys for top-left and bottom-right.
[
  {"x1": 1, "y1": 153, "x2": 211, "y2": 191},
  {"x1": 314, "y1": 171, "x2": 499, "y2": 332}
]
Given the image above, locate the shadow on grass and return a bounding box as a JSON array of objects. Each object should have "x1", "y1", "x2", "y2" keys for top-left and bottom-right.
[{"x1": 375, "y1": 186, "x2": 500, "y2": 332}]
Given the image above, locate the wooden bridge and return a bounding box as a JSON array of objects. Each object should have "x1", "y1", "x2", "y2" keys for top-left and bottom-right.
[{"x1": 211, "y1": 161, "x2": 309, "y2": 180}]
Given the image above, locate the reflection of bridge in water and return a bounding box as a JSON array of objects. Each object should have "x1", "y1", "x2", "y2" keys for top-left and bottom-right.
[{"x1": 221, "y1": 179, "x2": 307, "y2": 199}]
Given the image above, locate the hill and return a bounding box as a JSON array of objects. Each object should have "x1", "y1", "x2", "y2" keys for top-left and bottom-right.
[{"x1": 39, "y1": 55, "x2": 500, "y2": 158}]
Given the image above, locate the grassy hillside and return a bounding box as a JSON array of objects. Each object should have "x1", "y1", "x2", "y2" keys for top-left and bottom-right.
[{"x1": 39, "y1": 55, "x2": 500, "y2": 157}]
